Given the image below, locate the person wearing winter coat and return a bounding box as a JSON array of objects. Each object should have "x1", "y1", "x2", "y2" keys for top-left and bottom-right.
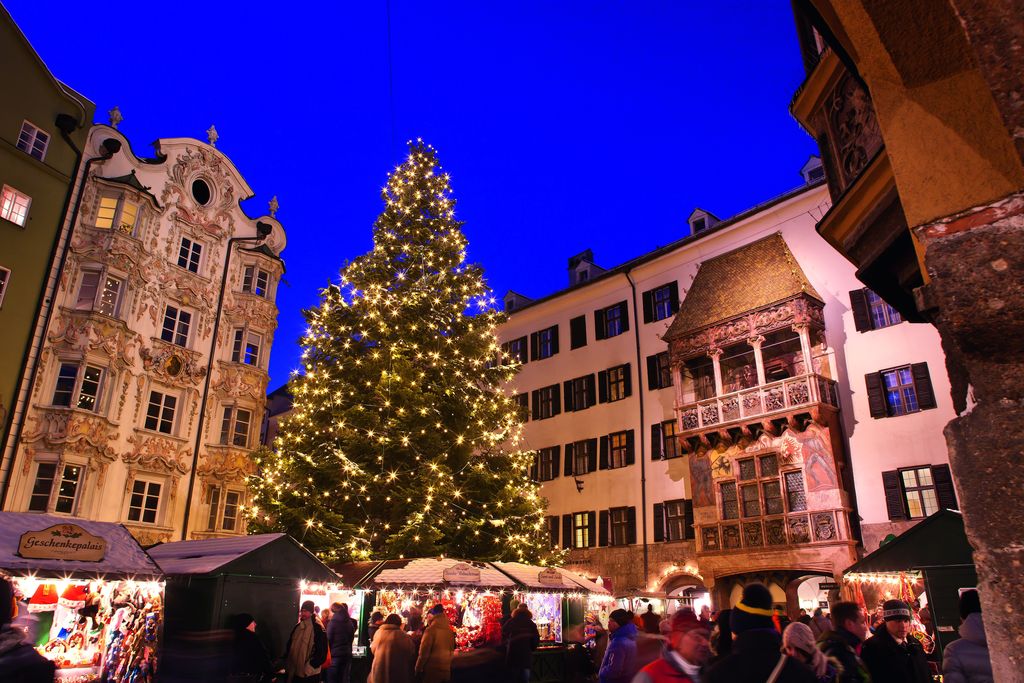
[
  {"x1": 0, "y1": 577, "x2": 54, "y2": 683},
  {"x1": 640, "y1": 605, "x2": 661, "y2": 635},
  {"x1": 703, "y1": 583, "x2": 816, "y2": 683},
  {"x1": 631, "y1": 608, "x2": 710, "y2": 683},
  {"x1": 600, "y1": 609, "x2": 639, "y2": 683},
  {"x1": 817, "y1": 601, "x2": 871, "y2": 683},
  {"x1": 228, "y1": 613, "x2": 274, "y2": 683},
  {"x1": 502, "y1": 605, "x2": 540, "y2": 682},
  {"x1": 416, "y1": 605, "x2": 456, "y2": 683},
  {"x1": 326, "y1": 603, "x2": 357, "y2": 683},
  {"x1": 369, "y1": 614, "x2": 416, "y2": 683},
  {"x1": 942, "y1": 590, "x2": 993, "y2": 683},
  {"x1": 809, "y1": 608, "x2": 833, "y2": 640},
  {"x1": 284, "y1": 600, "x2": 328, "y2": 683},
  {"x1": 860, "y1": 600, "x2": 929, "y2": 683},
  {"x1": 783, "y1": 622, "x2": 841, "y2": 683}
]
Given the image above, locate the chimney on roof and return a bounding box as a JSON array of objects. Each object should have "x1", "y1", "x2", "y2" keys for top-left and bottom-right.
[{"x1": 568, "y1": 249, "x2": 605, "y2": 286}]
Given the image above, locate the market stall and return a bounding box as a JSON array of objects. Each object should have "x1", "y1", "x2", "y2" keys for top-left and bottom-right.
[
  {"x1": 842, "y1": 509, "x2": 976, "y2": 654},
  {"x1": 148, "y1": 532, "x2": 341, "y2": 679},
  {"x1": 0, "y1": 512, "x2": 163, "y2": 683}
]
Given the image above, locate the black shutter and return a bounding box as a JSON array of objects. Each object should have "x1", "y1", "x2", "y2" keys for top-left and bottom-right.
[
  {"x1": 598, "y1": 510, "x2": 609, "y2": 547},
  {"x1": 586, "y1": 374, "x2": 597, "y2": 408},
  {"x1": 551, "y1": 445, "x2": 561, "y2": 479},
  {"x1": 651, "y1": 423, "x2": 663, "y2": 460},
  {"x1": 530, "y1": 332, "x2": 540, "y2": 361},
  {"x1": 623, "y1": 364, "x2": 633, "y2": 398},
  {"x1": 570, "y1": 315, "x2": 587, "y2": 349},
  {"x1": 563, "y1": 380, "x2": 576, "y2": 412},
  {"x1": 530, "y1": 453, "x2": 539, "y2": 482},
  {"x1": 598, "y1": 370, "x2": 609, "y2": 403},
  {"x1": 932, "y1": 464, "x2": 958, "y2": 510},
  {"x1": 647, "y1": 354, "x2": 659, "y2": 390},
  {"x1": 626, "y1": 507, "x2": 637, "y2": 544},
  {"x1": 594, "y1": 309, "x2": 607, "y2": 340},
  {"x1": 562, "y1": 514, "x2": 573, "y2": 549},
  {"x1": 587, "y1": 439, "x2": 598, "y2": 473},
  {"x1": 587, "y1": 512, "x2": 597, "y2": 548},
  {"x1": 625, "y1": 430, "x2": 635, "y2": 466},
  {"x1": 684, "y1": 499, "x2": 695, "y2": 540},
  {"x1": 531, "y1": 390, "x2": 540, "y2": 420},
  {"x1": 882, "y1": 470, "x2": 907, "y2": 520},
  {"x1": 850, "y1": 289, "x2": 872, "y2": 332},
  {"x1": 619, "y1": 301, "x2": 630, "y2": 332},
  {"x1": 564, "y1": 443, "x2": 575, "y2": 476},
  {"x1": 865, "y1": 373, "x2": 888, "y2": 418},
  {"x1": 653, "y1": 503, "x2": 665, "y2": 542},
  {"x1": 550, "y1": 326, "x2": 560, "y2": 355},
  {"x1": 642, "y1": 290, "x2": 654, "y2": 324},
  {"x1": 669, "y1": 281, "x2": 680, "y2": 314},
  {"x1": 552, "y1": 384, "x2": 561, "y2": 416},
  {"x1": 911, "y1": 363, "x2": 937, "y2": 410},
  {"x1": 549, "y1": 516, "x2": 559, "y2": 548},
  {"x1": 599, "y1": 436, "x2": 609, "y2": 470}
]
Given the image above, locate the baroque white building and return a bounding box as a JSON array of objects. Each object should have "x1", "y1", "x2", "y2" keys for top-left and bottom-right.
[
  {"x1": 498, "y1": 173, "x2": 957, "y2": 610},
  {"x1": 0, "y1": 124, "x2": 285, "y2": 544}
]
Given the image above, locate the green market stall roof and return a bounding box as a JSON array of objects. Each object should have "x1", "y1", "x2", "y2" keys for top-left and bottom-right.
[
  {"x1": 844, "y1": 509, "x2": 974, "y2": 578},
  {"x1": 148, "y1": 532, "x2": 338, "y2": 582},
  {"x1": 0, "y1": 512, "x2": 162, "y2": 580}
]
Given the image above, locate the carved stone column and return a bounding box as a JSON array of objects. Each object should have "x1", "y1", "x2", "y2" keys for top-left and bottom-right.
[
  {"x1": 914, "y1": 190, "x2": 1024, "y2": 680},
  {"x1": 749, "y1": 336, "x2": 767, "y2": 386},
  {"x1": 709, "y1": 349, "x2": 724, "y2": 397},
  {"x1": 792, "y1": 324, "x2": 813, "y2": 377}
]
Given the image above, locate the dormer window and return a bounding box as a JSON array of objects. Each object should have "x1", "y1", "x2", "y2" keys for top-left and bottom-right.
[
  {"x1": 688, "y1": 209, "x2": 719, "y2": 235},
  {"x1": 801, "y1": 156, "x2": 825, "y2": 184},
  {"x1": 692, "y1": 217, "x2": 706, "y2": 232}
]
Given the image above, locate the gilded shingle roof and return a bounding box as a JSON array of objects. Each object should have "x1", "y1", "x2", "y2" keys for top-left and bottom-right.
[{"x1": 664, "y1": 233, "x2": 822, "y2": 341}]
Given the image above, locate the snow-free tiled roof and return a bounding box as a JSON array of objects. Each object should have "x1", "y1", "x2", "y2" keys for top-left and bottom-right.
[
  {"x1": 367, "y1": 558, "x2": 515, "y2": 588},
  {"x1": 490, "y1": 562, "x2": 611, "y2": 594},
  {"x1": 0, "y1": 512, "x2": 161, "y2": 579},
  {"x1": 148, "y1": 533, "x2": 285, "y2": 575}
]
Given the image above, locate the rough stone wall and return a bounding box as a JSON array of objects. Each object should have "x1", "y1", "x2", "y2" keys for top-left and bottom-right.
[{"x1": 564, "y1": 540, "x2": 700, "y2": 593}]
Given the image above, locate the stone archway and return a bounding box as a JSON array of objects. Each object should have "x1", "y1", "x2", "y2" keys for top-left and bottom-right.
[{"x1": 659, "y1": 572, "x2": 710, "y2": 614}]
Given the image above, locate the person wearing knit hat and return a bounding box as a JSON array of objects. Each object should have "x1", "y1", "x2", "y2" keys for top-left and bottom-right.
[
  {"x1": 0, "y1": 576, "x2": 55, "y2": 682},
  {"x1": 284, "y1": 599, "x2": 328, "y2": 682},
  {"x1": 633, "y1": 608, "x2": 711, "y2": 683},
  {"x1": 599, "y1": 609, "x2": 638, "y2": 683},
  {"x1": 861, "y1": 599, "x2": 929, "y2": 683},
  {"x1": 782, "y1": 622, "x2": 840, "y2": 682},
  {"x1": 704, "y1": 583, "x2": 816, "y2": 683}
]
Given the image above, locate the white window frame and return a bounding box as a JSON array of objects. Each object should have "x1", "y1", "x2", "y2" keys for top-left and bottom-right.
[
  {"x1": 161, "y1": 304, "x2": 193, "y2": 347},
  {"x1": 573, "y1": 512, "x2": 590, "y2": 549},
  {"x1": 27, "y1": 460, "x2": 85, "y2": 515},
  {"x1": 231, "y1": 328, "x2": 263, "y2": 366},
  {"x1": 1, "y1": 185, "x2": 31, "y2": 227},
  {"x1": 0, "y1": 266, "x2": 10, "y2": 308},
  {"x1": 94, "y1": 193, "x2": 142, "y2": 235},
  {"x1": 206, "y1": 485, "x2": 244, "y2": 532},
  {"x1": 177, "y1": 236, "x2": 204, "y2": 274},
  {"x1": 144, "y1": 389, "x2": 178, "y2": 435},
  {"x1": 242, "y1": 265, "x2": 271, "y2": 298},
  {"x1": 75, "y1": 268, "x2": 125, "y2": 318},
  {"x1": 17, "y1": 120, "x2": 50, "y2": 161},
  {"x1": 126, "y1": 476, "x2": 164, "y2": 525},
  {"x1": 220, "y1": 405, "x2": 253, "y2": 448},
  {"x1": 51, "y1": 361, "x2": 106, "y2": 413}
]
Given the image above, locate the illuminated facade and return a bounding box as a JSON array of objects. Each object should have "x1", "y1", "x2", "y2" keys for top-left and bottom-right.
[
  {"x1": 0, "y1": 124, "x2": 286, "y2": 544},
  {"x1": 498, "y1": 179, "x2": 956, "y2": 611}
]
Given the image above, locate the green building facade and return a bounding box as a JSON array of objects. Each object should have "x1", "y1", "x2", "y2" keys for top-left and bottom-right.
[{"x1": 0, "y1": 6, "x2": 94, "y2": 498}]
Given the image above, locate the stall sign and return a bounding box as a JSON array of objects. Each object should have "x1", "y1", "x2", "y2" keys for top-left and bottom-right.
[
  {"x1": 442, "y1": 563, "x2": 482, "y2": 584},
  {"x1": 18, "y1": 524, "x2": 105, "y2": 561},
  {"x1": 538, "y1": 568, "x2": 563, "y2": 587},
  {"x1": 818, "y1": 581, "x2": 840, "y2": 591}
]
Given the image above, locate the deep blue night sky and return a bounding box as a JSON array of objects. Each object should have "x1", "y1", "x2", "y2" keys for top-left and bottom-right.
[{"x1": 7, "y1": 1, "x2": 817, "y2": 388}]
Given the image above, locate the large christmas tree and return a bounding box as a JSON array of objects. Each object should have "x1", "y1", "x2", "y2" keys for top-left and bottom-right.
[{"x1": 249, "y1": 140, "x2": 553, "y2": 564}]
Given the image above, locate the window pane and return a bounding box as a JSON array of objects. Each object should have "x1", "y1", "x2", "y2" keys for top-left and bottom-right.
[
  {"x1": 921, "y1": 489, "x2": 939, "y2": 516},
  {"x1": 98, "y1": 277, "x2": 122, "y2": 316},
  {"x1": 54, "y1": 465, "x2": 81, "y2": 514},
  {"x1": 233, "y1": 409, "x2": 251, "y2": 447},
  {"x1": 178, "y1": 238, "x2": 192, "y2": 269},
  {"x1": 763, "y1": 481, "x2": 783, "y2": 515},
  {"x1": 96, "y1": 196, "x2": 118, "y2": 229},
  {"x1": 232, "y1": 329, "x2": 244, "y2": 362},
  {"x1": 901, "y1": 470, "x2": 918, "y2": 487},
  {"x1": 175, "y1": 310, "x2": 191, "y2": 346},
  {"x1": 222, "y1": 491, "x2": 240, "y2": 531},
  {"x1": 759, "y1": 454, "x2": 779, "y2": 477},
  {"x1": 77, "y1": 366, "x2": 102, "y2": 411},
  {"x1": 721, "y1": 482, "x2": 738, "y2": 519},
  {"x1": 220, "y1": 407, "x2": 233, "y2": 444},
  {"x1": 916, "y1": 467, "x2": 933, "y2": 486},
  {"x1": 29, "y1": 463, "x2": 57, "y2": 511},
  {"x1": 162, "y1": 307, "x2": 179, "y2": 343},
  {"x1": 76, "y1": 271, "x2": 101, "y2": 309},
  {"x1": 52, "y1": 363, "x2": 78, "y2": 407},
  {"x1": 207, "y1": 486, "x2": 222, "y2": 530},
  {"x1": 738, "y1": 459, "x2": 757, "y2": 481},
  {"x1": 741, "y1": 485, "x2": 761, "y2": 517},
  {"x1": 242, "y1": 266, "x2": 254, "y2": 292},
  {"x1": 905, "y1": 492, "x2": 923, "y2": 519},
  {"x1": 119, "y1": 201, "x2": 139, "y2": 233},
  {"x1": 255, "y1": 270, "x2": 269, "y2": 297},
  {"x1": 785, "y1": 471, "x2": 807, "y2": 512},
  {"x1": 145, "y1": 392, "x2": 163, "y2": 430}
]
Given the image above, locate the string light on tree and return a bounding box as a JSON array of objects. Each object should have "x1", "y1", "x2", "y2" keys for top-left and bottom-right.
[{"x1": 249, "y1": 140, "x2": 558, "y2": 564}]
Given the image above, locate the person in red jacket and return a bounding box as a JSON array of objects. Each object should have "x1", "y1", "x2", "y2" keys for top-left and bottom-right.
[{"x1": 632, "y1": 608, "x2": 710, "y2": 683}]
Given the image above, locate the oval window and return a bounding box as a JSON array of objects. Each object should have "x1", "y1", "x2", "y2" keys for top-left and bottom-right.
[{"x1": 192, "y1": 179, "x2": 212, "y2": 205}]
